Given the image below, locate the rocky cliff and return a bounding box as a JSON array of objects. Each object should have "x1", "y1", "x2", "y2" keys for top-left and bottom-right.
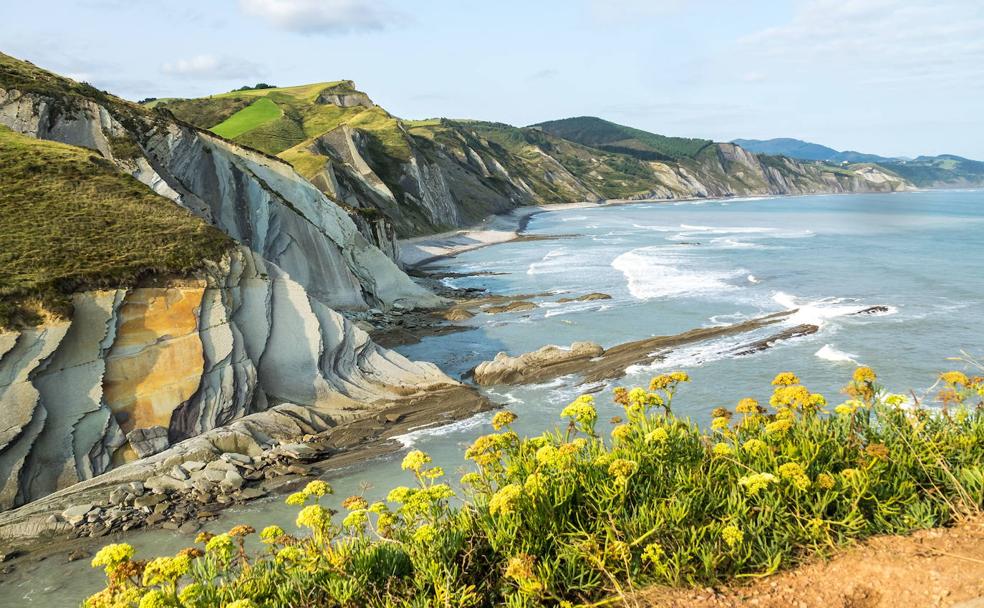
[
  {"x1": 158, "y1": 86, "x2": 912, "y2": 241},
  {"x1": 0, "y1": 52, "x2": 463, "y2": 511},
  {"x1": 0, "y1": 85, "x2": 438, "y2": 310},
  {"x1": 0, "y1": 249, "x2": 457, "y2": 510}
]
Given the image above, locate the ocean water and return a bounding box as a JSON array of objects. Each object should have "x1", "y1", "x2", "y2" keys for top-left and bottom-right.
[{"x1": 4, "y1": 190, "x2": 983, "y2": 604}]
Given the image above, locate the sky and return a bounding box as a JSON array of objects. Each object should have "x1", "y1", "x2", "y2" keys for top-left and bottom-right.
[{"x1": 2, "y1": 0, "x2": 982, "y2": 159}]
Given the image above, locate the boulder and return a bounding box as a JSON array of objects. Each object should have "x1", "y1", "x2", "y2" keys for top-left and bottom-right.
[
  {"x1": 219, "y1": 470, "x2": 244, "y2": 492},
  {"x1": 202, "y1": 469, "x2": 226, "y2": 483},
  {"x1": 182, "y1": 461, "x2": 206, "y2": 473},
  {"x1": 145, "y1": 475, "x2": 190, "y2": 494},
  {"x1": 62, "y1": 504, "x2": 94, "y2": 525},
  {"x1": 484, "y1": 301, "x2": 537, "y2": 314},
  {"x1": 443, "y1": 308, "x2": 475, "y2": 321},
  {"x1": 472, "y1": 342, "x2": 605, "y2": 386},
  {"x1": 133, "y1": 494, "x2": 164, "y2": 509},
  {"x1": 127, "y1": 426, "x2": 170, "y2": 458}
]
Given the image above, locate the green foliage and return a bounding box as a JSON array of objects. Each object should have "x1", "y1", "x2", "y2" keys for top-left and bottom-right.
[
  {"x1": 0, "y1": 126, "x2": 231, "y2": 329},
  {"x1": 232, "y1": 83, "x2": 278, "y2": 92},
  {"x1": 533, "y1": 116, "x2": 713, "y2": 161},
  {"x1": 157, "y1": 97, "x2": 252, "y2": 129},
  {"x1": 877, "y1": 156, "x2": 984, "y2": 187},
  {"x1": 84, "y1": 368, "x2": 984, "y2": 607},
  {"x1": 211, "y1": 98, "x2": 285, "y2": 140}
]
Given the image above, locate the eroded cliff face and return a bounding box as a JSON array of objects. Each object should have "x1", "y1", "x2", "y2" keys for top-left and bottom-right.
[
  {"x1": 300, "y1": 123, "x2": 543, "y2": 236},
  {"x1": 0, "y1": 249, "x2": 454, "y2": 510},
  {"x1": 0, "y1": 86, "x2": 439, "y2": 309},
  {"x1": 0, "y1": 73, "x2": 466, "y2": 511},
  {"x1": 296, "y1": 122, "x2": 908, "y2": 238}
]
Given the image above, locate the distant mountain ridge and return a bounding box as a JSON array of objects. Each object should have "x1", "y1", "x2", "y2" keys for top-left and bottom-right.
[
  {"x1": 732, "y1": 138, "x2": 891, "y2": 163},
  {"x1": 154, "y1": 91, "x2": 910, "y2": 239},
  {"x1": 733, "y1": 137, "x2": 984, "y2": 187}
]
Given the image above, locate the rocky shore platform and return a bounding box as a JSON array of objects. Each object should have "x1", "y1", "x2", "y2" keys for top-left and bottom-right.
[{"x1": 0, "y1": 385, "x2": 492, "y2": 567}]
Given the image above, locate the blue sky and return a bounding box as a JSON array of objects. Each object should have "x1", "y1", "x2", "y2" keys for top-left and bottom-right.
[{"x1": 3, "y1": 0, "x2": 982, "y2": 158}]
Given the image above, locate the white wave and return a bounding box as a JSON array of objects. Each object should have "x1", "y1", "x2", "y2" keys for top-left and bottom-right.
[
  {"x1": 624, "y1": 330, "x2": 770, "y2": 376},
  {"x1": 772, "y1": 292, "x2": 896, "y2": 327},
  {"x1": 747, "y1": 274, "x2": 760, "y2": 284},
  {"x1": 559, "y1": 215, "x2": 587, "y2": 222},
  {"x1": 612, "y1": 246, "x2": 743, "y2": 300},
  {"x1": 815, "y1": 344, "x2": 859, "y2": 365},
  {"x1": 393, "y1": 412, "x2": 490, "y2": 448},
  {"x1": 708, "y1": 312, "x2": 750, "y2": 326},
  {"x1": 708, "y1": 237, "x2": 766, "y2": 249},
  {"x1": 632, "y1": 224, "x2": 678, "y2": 232},
  {"x1": 544, "y1": 302, "x2": 608, "y2": 317},
  {"x1": 527, "y1": 249, "x2": 575, "y2": 275},
  {"x1": 482, "y1": 390, "x2": 523, "y2": 405},
  {"x1": 669, "y1": 225, "x2": 814, "y2": 242}
]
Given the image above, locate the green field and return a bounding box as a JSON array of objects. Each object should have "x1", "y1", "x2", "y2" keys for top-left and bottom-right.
[
  {"x1": 534, "y1": 116, "x2": 713, "y2": 161},
  {"x1": 211, "y1": 98, "x2": 284, "y2": 140},
  {"x1": 0, "y1": 126, "x2": 231, "y2": 328}
]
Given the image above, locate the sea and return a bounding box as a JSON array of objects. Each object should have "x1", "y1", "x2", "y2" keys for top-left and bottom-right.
[{"x1": 3, "y1": 190, "x2": 982, "y2": 604}]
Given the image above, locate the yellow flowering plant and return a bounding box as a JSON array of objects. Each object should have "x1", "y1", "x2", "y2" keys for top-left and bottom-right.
[{"x1": 85, "y1": 368, "x2": 983, "y2": 608}]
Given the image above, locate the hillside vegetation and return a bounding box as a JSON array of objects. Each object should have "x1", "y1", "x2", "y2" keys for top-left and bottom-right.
[
  {"x1": 160, "y1": 81, "x2": 408, "y2": 160},
  {"x1": 84, "y1": 368, "x2": 983, "y2": 608},
  {"x1": 735, "y1": 137, "x2": 984, "y2": 186},
  {"x1": 533, "y1": 116, "x2": 714, "y2": 161},
  {"x1": 154, "y1": 80, "x2": 912, "y2": 238},
  {"x1": 0, "y1": 126, "x2": 231, "y2": 328},
  {"x1": 880, "y1": 155, "x2": 984, "y2": 188}
]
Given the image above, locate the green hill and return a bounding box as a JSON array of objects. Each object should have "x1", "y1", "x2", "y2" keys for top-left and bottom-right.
[
  {"x1": 878, "y1": 155, "x2": 984, "y2": 188},
  {"x1": 159, "y1": 81, "x2": 409, "y2": 160},
  {"x1": 155, "y1": 82, "x2": 912, "y2": 238},
  {"x1": 0, "y1": 125, "x2": 231, "y2": 329},
  {"x1": 532, "y1": 116, "x2": 714, "y2": 161}
]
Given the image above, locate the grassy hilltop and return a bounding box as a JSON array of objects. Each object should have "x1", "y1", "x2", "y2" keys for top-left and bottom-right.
[
  {"x1": 532, "y1": 116, "x2": 713, "y2": 162},
  {"x1": 0, "y1": 126, "x2": 230, "y2": 329},
  {"x1": 161, "y1": 81, "x2": 408, "y2": 161}
]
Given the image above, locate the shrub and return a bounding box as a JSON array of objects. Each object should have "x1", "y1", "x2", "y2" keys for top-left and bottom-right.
[{"x1": 84, "y1": 368, "x2": 984, "y2": 607}]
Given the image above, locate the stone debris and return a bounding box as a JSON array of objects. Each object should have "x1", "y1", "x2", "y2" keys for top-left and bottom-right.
[{"x1": 63, "y1": 441, "x2": 324, "y2": 539}]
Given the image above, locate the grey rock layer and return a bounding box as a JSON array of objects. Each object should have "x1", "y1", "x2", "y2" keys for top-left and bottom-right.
[
  {"x1": 0, "y1": 87, "x2": 442, "y2": 311},
  {"x1": 0, "y1": 249, "x2": 452, "y2": 510},
  {"x1": 0, "y1": 85, "x2": 455, "y2": 511}
]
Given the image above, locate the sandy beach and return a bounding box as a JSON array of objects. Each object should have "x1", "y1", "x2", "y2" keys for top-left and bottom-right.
[{"x1": 398, "y1": 201, "x2": 602, "y2": 267}]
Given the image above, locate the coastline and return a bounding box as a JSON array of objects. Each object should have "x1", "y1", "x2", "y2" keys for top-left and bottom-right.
[
  {"x1": 397, "y1": 188, "x2": 937, "y2": 270},
  {"x1": 398, "y1": 201, "x2": 601, "y2": 268},
  {"x1": 398, "y1": 194, "x2": 773, "y2": 268}
]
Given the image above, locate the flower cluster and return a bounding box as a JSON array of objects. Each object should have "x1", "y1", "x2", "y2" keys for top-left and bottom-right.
[
  {"x1": 561, "y1": 395, "x2": 598, "y2": 433},
  {"x1": 738, "y1": 472, "x2": 777, "y2": 496},
  {"x1": 83, "y1": 367, "x2": 983, "y2": 608}
]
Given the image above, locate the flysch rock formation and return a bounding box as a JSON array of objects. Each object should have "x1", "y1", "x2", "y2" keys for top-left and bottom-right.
[
  {"x1": 0, "y1": 248, "x2": 462, "y2": 512},
  {"x1": 0, "y1": 86, "x2": 441, "y2": 311},
  {"x1": 301, "y1": 120, "x2": 910, "y2": 239},
  {"x1": 0, "y1": 73, "x2": 477, "y2": 514}
]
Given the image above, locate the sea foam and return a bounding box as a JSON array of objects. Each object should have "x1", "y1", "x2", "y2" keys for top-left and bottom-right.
[
  {"x1": 815, "y1": 344, "x2": 860, "y2": 365},
  {"x1": 612, "y1": 246, "x2": 743, "y2": 300}
]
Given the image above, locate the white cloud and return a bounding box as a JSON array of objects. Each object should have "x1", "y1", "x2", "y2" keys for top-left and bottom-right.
[
  {"x1": 239, "y1": 0, "x2": 402, "y2": 34},
  {"x1": 733, "y1": 0, "x2": 984, "y2": 89},
  {"x1": 161, "y1": 54, "x2": 264, "y2": 80}
]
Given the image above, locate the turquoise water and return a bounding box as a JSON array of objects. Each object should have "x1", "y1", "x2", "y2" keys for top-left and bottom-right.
[{"x1": 3, "y1": 190, "x2": 982, "y2": 604}]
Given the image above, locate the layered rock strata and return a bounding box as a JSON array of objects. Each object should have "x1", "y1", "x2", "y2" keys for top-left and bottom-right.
[{"x1": 0, "y1": 248, "x2": 459, "y2": 510}]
